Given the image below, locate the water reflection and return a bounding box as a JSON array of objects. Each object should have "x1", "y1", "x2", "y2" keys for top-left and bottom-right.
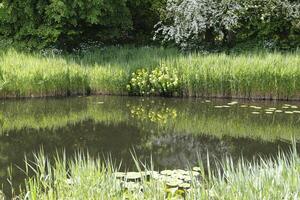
[{"x1": 0, "y1": 96, "x2": 299, "y2": 195}]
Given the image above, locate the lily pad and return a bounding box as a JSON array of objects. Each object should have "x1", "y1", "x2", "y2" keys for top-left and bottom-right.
[
  {"x1": 166, "y1": 179, "x2": 183, "y2": 188},
  {"x1": 178, "y1": 183, "x2": 191, "y2": 190},
  {"x1": 161, "y1": 170, "x2": 173, "y2": 176},
  {"x1": 126, "y1": 172, "x2": 142, "y2": 182},
  {"x1": 285, "y1": 111, "x2": 294, "y2": 114},
  {"x1": 174, "y1": 169, "x2": 188, "y2": 175},
  {"x1": 251, "y1": 112, "x2": 260, "y2": 115}
]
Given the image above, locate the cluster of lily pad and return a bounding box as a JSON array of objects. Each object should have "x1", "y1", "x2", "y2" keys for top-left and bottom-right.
[
  {"x1": 212, "y1": 101, "x2": 300, "y2": 115},
  {"x1": 113, "y1": 167, "x2": 201, "y2": 198}
]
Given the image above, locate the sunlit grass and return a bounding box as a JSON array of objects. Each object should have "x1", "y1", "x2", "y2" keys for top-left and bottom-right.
[
  {"x1": 14, "y1": 143, "x2": 300, "y2": 199},
  {"x1": 0, "y1": 47, "x2": 300, "y2": 99}
]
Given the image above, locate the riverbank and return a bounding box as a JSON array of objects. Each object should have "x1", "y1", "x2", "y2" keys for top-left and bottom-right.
[
  {"x1": 12, "y1": 145, "x2": 300, "y2": 199},
  {"x1": 1, "y1": 47, "x2": 300, "y2": 100}
]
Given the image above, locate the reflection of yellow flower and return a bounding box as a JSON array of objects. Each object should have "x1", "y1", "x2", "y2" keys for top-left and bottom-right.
[{"x1": 129, "y1": 104, "x2": 178, "y2": 125}]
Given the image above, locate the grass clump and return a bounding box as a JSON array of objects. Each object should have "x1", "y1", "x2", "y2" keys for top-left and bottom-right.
[{"x1": 14, "y1": 144, "x2": 300, "y2": 199}]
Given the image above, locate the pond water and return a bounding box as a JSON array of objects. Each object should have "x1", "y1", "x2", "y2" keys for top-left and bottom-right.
[{"x1": 0, "y1": 96, "x2": 299, "y2": 195}]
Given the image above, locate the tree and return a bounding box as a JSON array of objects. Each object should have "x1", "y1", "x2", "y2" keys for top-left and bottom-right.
[
  {"x1": 0, "y1": 0, "x2": 132, "y2": 50},
  {"x1": 154, "y1": 0, "x2": 242, "y2": 50},
  {"x1": 155, "y1": 0, "x2": 300, "y2": 50}
]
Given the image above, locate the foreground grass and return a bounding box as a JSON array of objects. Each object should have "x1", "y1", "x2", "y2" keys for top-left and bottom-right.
[
  {"x1": 0, "y1": 47, "x2": 300, "y2": 99},
  {"x1": 14, "y1": 145, "x2": 300, "y2": 200}
]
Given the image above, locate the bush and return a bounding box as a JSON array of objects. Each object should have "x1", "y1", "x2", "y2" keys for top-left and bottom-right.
[
  {"x1": 155, "y1": 0, "x2": 300, "y2": 50},
  {"x1": 0, "y1": 0, "x2": 132, "y2": 50},
  {"x1": 127, "y1": 66, "x2": 180, "y2": 96},
  {"x1": 0, "y1": 0, "x2": 167, "y2": 50}
]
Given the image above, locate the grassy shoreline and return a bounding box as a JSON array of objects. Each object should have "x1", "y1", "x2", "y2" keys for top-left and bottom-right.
[
  {"x1": 1, "y1": 47, "x2": 300, "y2": 100},
  {"x1": 12, "y1": 144, "x2": 300, "y2": 199}
]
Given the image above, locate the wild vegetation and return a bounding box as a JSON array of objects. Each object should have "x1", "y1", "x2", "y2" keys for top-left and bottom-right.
[
  {"x1": 12, "y1": 144, "x2": 300, "y2": 199},
  {"x1": 0, "y1": 0, "x2": 300, "y2": 199},
  {"x1": 0, "y1": 0, "x2": 299, "y2": 50},
  {"x1": 0, "y1": 47, "x2": 300, "y2": 99}
]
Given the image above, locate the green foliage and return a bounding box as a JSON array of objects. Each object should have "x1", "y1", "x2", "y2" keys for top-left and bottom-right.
[
  {"x1": 157, "y1": 0, "x2": 300, "y2": 50},
  {"x1": 0, "y1": 0, "x2": 132, "y2": 49},
  {"x1": 0, "y1": 47, "x2": 300, "y2": 100},
  {"x1": 127, "y1": 66, "x2": 180, "y2": 96},
  {"x1": 127, "y1": 0, "x2": 166, "y2": 43},
  {"x1": 237, "y1": 0, "x2": 300, "y2": 49},
  {"x1": 15, "y1": 143, "x2": 300, "y2": 199}
]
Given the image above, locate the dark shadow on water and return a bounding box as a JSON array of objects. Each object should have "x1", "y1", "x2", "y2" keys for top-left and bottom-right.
[{"x1": 0, "y1": 95, "x2": 300, "y2": 196}]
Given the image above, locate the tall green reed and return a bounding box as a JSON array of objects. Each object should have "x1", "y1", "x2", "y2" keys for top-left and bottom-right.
[{"x1": 0, "y1": 47, "x2": 300, "y2": 99}]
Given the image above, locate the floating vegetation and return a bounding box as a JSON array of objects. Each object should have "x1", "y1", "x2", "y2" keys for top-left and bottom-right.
[
  {"x1": 112, "y1": 168, "x2": 201, "y2": 199},
  {"x1": 214, "y1": 106, "x2": 224, "y2": 108},
  {"x1": 250, "y1": 106, "x2": 262, "y2": 110},
  {"x1": 251, "y1": 112, "x2": 260, "y2": 115},
  {"x1": 285, "y1": 111, "x2": 294, "y2": 114},
  {"x1": 227, "y1": 101, "x2": 238, "y2": 105}
]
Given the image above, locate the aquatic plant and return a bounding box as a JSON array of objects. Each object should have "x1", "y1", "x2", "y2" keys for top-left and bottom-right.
[{"x1": 14, "y1": 143, "x2": 300, "y2": 199}]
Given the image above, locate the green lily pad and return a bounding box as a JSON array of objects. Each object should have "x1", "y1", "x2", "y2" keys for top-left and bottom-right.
[
  {"x1": 161, "y1": 170, "x2": 173, "y2": 176},
  {"x1": 166, "y1": 179, "x2": 183, "y2": 188},
  {"x1": 126, "y1": 172, "x2": 142, "y2": 182},
  {"x1": 285, "y1": 111, "x2": 294, "y2": 114},
  {"x1": 251, "y1": 112, "x2": 260, "y2": 115},
  {"x1": 178, "y1": 183, "x2": 191, "y2": 190}
]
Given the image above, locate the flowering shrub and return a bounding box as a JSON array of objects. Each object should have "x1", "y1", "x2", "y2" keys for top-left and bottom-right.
[
  {"x1": 127, "y1": 66, "x2": 180, "y2": 96},
  {"x1": 154, "y1": 0, "x2": 242, "y2": 50},
  {"x1": 154, "y1": 0, "x2": 300, "y2": 50}
]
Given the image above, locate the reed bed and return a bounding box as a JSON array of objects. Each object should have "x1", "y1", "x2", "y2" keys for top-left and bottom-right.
[
  {"x1": 13, "y1": 144, "x2": 300, "y2": 199},
  {"x1": 0, "y1": 47, "x2": 300, "y2": 99}
]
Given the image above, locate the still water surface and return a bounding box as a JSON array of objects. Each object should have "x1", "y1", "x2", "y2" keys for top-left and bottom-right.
[{"x1": 0, "y1": 96, "x2": 299, "y2": 194}]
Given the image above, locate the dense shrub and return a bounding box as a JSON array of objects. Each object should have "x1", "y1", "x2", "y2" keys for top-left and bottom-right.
[
  {"x1": 0, "y1": 0, "x2": 133, "y2": 50},
  {"x1": 155, "y1": 0, "x2": 300, "y2": 50},
  {"x1": 0, "y1": 0, "x2": 166, "y2": 50},
  {"x1": 237, "y1": 0, "x2": 300, "y2": 49},
  {"x1": 127, "y1": 0, "x2": 166, "y2": 44},
  {"x1": 127, "y1": 66, "x2": 180, "y2": 96}
]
